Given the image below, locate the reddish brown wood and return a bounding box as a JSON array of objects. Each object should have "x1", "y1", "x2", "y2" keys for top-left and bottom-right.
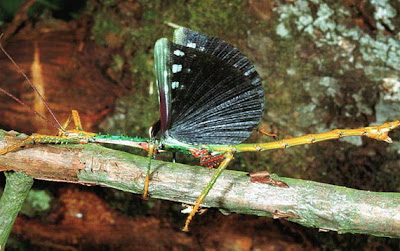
[
  {"x1": 0, "y1": 30, "x2": 119, "y2": 135},
  {"x1": 12, "y1": 187, "x2": 194, "y2": 250}
]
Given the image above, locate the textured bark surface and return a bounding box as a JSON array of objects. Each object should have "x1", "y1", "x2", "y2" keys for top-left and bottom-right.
[{"x1": 1, "y1": 130, "x2": 399, "y2": 238}]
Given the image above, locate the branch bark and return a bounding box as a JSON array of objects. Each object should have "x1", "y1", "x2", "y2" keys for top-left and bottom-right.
[
  {"x1": 0, "y1": 172, "x2": 33, "y2": 251},
  {"x1": 0, "y1": 130, "x2": 399, "y2": 238}
]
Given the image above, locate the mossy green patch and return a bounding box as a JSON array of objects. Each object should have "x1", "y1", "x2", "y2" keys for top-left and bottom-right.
[{"x1": 20, "y1": 190, "x2": 52, "y2": 217}]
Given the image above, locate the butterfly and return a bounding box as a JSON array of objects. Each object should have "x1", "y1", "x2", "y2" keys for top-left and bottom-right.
[
  {"x1": 148, "y1": 27, "x2": 265, "y2": 231},
  {"x1": 151, "y1": 27, "x2": 264, "y2": 145}
]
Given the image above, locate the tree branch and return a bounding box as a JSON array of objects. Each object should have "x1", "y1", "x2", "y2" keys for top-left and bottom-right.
[
  {"x1": 0, "y1": 171, "x2": 33, "y2": 251},
  {"x1": 0, "y1": 130, "x2": 399, "y2": 237}
]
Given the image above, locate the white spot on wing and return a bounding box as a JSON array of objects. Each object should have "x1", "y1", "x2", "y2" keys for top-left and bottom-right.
[
  {"x1": 244, "y1": 68, "x2": 254, "y2": 76},
  {"x1": 172, "y1": 64, "x2": 182, "y2": 73},
  {"x1": 171, "y1": 81, "x2": 179, "y2": 89},
  {"x1": 187, "y1": 42, "x2": 196, "y2": 48},
  {"x1": 173, "y1": 50, "x2": 185, "y2": 56}
]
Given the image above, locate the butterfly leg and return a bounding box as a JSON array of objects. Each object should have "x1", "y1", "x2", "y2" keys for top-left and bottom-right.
[
  {"x1": 61, "y1": 110, "x2": 84, "y2": 132},
  {"x1": 182, "y1": 152, "x2": 234, "y2": 232},
  {"x1": 58, "y1": 110, "x2": 96, "y2": 140},
  {"x1": 143, "y1": 144, "x2": 156, "y2": 199},
  {"x1": 257, "y1": 128, "x2": 277, "y2": 139}
]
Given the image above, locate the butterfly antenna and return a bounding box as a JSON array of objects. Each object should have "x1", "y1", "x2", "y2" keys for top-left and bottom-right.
[
  {"x1": 0, "y1": 86, "x2": 60, "y2": 131},
  {"x1": 0, "y1": 34, "x2": 65, "y2": 132}
]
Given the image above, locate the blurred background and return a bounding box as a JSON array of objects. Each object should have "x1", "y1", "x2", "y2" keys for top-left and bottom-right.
[{"x1": 0, "y1": 0, "x2": 399, "y2": 250}]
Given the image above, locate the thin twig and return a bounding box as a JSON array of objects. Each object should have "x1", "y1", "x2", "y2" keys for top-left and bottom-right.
[{"x1": 0, "y1": 171, "x2": 33, "y2": 251}]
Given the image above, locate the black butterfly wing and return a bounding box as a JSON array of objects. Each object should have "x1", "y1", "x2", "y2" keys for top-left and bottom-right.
[
  {"x1": 154, "y1": 28, "x2": 264, "y2": 145},
  {"x1": 173, "y1": 27, "x2": 257, "y2": 72}
]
